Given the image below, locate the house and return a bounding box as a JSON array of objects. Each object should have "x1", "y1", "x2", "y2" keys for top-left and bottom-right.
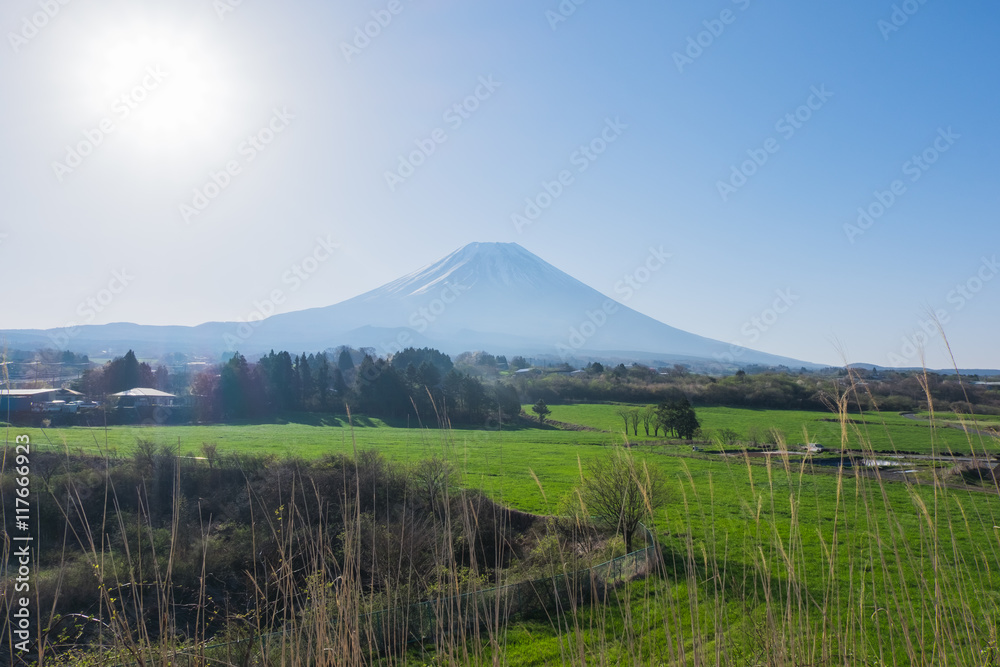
[
  {"x1": 0, "y1": 388, "x2": 83, "y2": 412},
  {"x1": 110, "y1": 388, "x2": 177, "y2": 408}
]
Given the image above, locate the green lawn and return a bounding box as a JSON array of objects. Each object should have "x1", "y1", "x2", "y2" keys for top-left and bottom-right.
[
  {"x1": 912, "y1": 410, "x2": 1000, "y2": 431},
  {"x1": 6, "y1": 405, "x2": 1000, "y2": 664},
  {"x1": 8, "y1": 403, "x2": 998, "y2": 517},
  {"x1": 539, "y1": 403, "x2": 1000, "y2": 455},
  {"x1": 540, "y1": 403, "x2": 846, "y2": 440},
  {"x1": 8, "y1": 416, "x2": 627, "y2": 514},
  {"x1": 483, "y1": 453, "x2": 1000, "y2": 665}
]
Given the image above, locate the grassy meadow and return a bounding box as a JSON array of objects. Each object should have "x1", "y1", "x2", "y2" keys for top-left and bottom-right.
[
  {"x1": 13, "y1": 416, "x2": 614, "y2": 514},
  {"x1": 543, "y1": 402, "x2": 1000, "y2": 456},
  {"x1": 3, "y1": 402, "x2": 1000, "y2": 664},
  {"x1": 9, "y1": 402, "x2": 999, "y2": 515}
]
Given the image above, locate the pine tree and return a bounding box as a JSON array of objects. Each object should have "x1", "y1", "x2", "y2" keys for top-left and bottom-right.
[
  {"x1": 531, "y1": 399, "x2": 551, "y2": 423},
  {"x1": 298, "y1": 353, "x2": 313, "y2": 409},
  {"x1": 338, "y1": 348, "x2": 356, "y2": 383},
  {"x1": 315, "y1": 353, "x2": 330, "y2": 410}
]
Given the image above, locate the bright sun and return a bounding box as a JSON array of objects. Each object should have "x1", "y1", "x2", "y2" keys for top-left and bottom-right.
[{"x1": 74, "y1": 21, "x2": 238, "y2": 156}]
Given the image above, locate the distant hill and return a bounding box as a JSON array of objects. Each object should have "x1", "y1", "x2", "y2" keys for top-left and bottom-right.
[
  {"x1": 847, "y1": 363, "x2": 1000, "y2": 377},
  {"x1": 3, "y1": 242, "x2": 821, "y2": 368}
]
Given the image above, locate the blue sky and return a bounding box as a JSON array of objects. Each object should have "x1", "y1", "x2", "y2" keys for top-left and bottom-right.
[{"x1": 1, "y1": 0, "x2": 997, "y2": 368}]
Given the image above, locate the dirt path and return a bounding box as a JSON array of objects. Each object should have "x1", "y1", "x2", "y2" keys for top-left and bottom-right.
[
  {"x1": 546, "y1": 418, "x2": 605, "y2": 432},
  {"x1": 518, "y1": 415, "x2": 606, "y2": 432},
  {"x1": 900, "y1": 412, "x2": 1000, "y2": 440}
]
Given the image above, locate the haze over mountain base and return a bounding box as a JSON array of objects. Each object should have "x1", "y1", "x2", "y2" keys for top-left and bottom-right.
[{"x1": 4, "y1": 243, "x2": 819, "y2": 369}]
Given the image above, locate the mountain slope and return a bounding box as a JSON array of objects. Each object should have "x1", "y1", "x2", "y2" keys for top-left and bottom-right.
[
  {"x1": 2, "y1": 242, "x2": 818, "y2": 368},
  {"x1": 235, "y1": 242, "x2": 812, "y2": 367}
]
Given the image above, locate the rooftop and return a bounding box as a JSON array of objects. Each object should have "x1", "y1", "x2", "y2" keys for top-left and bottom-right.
[
  {"x1": 1, "y1": 388, "x2": 82, "y2": 396},
  {"x1": 110, "y1": 388, "x2": 177, "y2": 398}
]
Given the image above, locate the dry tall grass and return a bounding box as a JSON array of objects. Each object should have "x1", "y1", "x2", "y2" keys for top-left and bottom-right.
[{"x1": 2, "y1": 369, "x2": 1000, "y2": 666}]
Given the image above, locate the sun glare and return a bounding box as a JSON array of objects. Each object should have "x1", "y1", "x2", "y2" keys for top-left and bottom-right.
[{"x1": 74, "y1": 21, "x2": 239, "y2": 157}]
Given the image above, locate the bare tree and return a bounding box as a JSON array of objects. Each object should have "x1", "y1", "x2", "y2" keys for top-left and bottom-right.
[
  {"x1": 411, "y1": 456, "x2": 456, "y2": 517},
  {"x1": 615, "y1": 406, "x2": 630, "y2": 434},
  {"x1": 763, "y1": 427, "x2": 785, "y2": 450},
  {"x1": 580, "y1": 446, "x2": 668, "y2": 551},
  {"x1": 627, "y1": 409, "x2": 641, "y2": 436},
  {"x1": 716, "y1": 428, "x2": 741, "y2": 448},
  {"x1": 640, "y1": 407, "x2": 655, "y2": 436},
  {"x1": 201, "y1": 441, "x2": 219, "y2": 469}
]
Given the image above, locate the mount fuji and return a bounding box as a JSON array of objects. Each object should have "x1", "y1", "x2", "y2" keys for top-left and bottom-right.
[{"x1": 3, "y1": 242, "x2": 817, "y2": 368}]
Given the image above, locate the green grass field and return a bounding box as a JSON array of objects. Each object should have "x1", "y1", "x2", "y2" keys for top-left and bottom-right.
[
  {"x1": 541, "y1": 402, "x2": 1000, "y2": 455},
  {"x1": 10, "y1": 416, "x2": 622, "y2": 514},
  {"x1": 7, "y1": 403, "x2": 998, "y2": 518},
  {"x1": 5, "y1": 404, "x2": 1000, "y2": 664}
]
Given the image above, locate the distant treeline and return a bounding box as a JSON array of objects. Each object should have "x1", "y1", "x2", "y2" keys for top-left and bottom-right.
[
  {"x1": 190, "y1": 347, "x2": 522, "y2": 425},
  {"x1": 513, "y1": 363, "x2": 1000, "y2": 414},
  {"x1": 46, "y1": 346, "x2": 1000, "y2": 423},
  {"x1": 74, "y1": 349, "x2": 170, "y2": 395},
  {"x1": 0, "y1": 348, "x2": 91, "y2": 384}
]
